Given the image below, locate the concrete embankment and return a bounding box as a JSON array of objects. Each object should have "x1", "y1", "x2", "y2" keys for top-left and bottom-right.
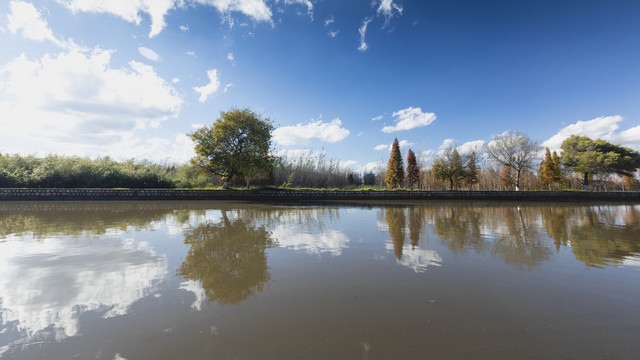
[{"x1": 0, "y1": 188, "x2": 638, "y2": 202}]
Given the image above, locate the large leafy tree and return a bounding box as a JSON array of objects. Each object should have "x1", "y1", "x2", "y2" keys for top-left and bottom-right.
[
  {"x1": 484, "y1": 132, "x2": 540, "y2": 191},
  {"x1": 189, "y1": 108, "x2": 274, "y2": 188},
  {"x1": 561, "y1": 135, "x2": 640, "y2": 191},
  {"x1": 433, "y1": 148, "x2": 464, "y2": 190},
  {"x1": 385, "y1": 138, "x2": 404, "y2": 188}
]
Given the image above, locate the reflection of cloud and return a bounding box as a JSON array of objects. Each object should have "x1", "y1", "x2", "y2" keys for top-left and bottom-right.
[
  {"x1": 179, "y1": 280, "x2": 207, "y2": 311},
  {"x1": 0, "y1": 236, "x2": 167, "y2": 344},
  {"x1": 272, "y1": 226, "x2": 350, "y2": 256},
  {"x1": 386, "y1": 243, "x2": 442, "y2": 273}
]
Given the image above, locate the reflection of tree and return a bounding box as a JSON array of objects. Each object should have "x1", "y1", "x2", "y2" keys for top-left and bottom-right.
[
  {"x1": 408, "y1": 207, "x2": 424, "y2": 250},
  {"x1": 432, "y1": 207, "x2": 484, "y2": 254},
  {"x1": 0, "y1": 202, "x2": 208, "y2": 237},
  {"x1": 386, "y1": 207, "x2": 406, "y2": 259},
  {"x1": 178, "y1": 212, "x2": 276, "y2": 305},
  {"x1": 429, "y1": 205, "x2": 551, "y2": 270},
  {"x1": 492, "y1": 207, "x2": 552, "y2": 270},
  {"x1": 543, "y1": 206, "x2": 640, "y2": 268}
]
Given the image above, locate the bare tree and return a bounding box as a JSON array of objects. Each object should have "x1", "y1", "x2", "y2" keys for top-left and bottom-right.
[{"x1": 484, "y1": 132, "x2": 540, "y2": 191}]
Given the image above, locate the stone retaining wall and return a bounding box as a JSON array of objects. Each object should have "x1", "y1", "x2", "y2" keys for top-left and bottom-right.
[{"x1": 0, "y1": 188, "x2": 638, "y2": 202}]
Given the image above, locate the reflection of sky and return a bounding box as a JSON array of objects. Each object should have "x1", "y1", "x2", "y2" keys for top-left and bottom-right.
[
  {"x1": 272, "y1": 225, "x2": 350, "y2": 256},
  {"x1": 0, "y1": 235, "x2": 167, "y2": 352},
  {"x1": 179, "y1": 280, "x2": 208, "y2": 311},
  {"x1": 385, "y1": 242, "x2": 442, "y2": 273}
]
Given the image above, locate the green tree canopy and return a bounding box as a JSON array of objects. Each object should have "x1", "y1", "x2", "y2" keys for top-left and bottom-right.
[
  {"x1": 385, "y1": 138, "x2": 404, "y2": 188},
  {"x1": 189, "y1": 108, "x2": 274, "y2": 188},
  {"x1": 560, "y1": 135, "x2": 640, "y2": 190}
]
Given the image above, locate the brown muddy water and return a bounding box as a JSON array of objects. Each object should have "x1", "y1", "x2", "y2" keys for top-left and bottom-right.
[{"x1": 0, "y1": 201, "x2": 639, "y2": 360}]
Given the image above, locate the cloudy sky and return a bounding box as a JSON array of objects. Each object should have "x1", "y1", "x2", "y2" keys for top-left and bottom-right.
[{"x1": 1, "y1": 0, "x2": 639, "y2": 172}]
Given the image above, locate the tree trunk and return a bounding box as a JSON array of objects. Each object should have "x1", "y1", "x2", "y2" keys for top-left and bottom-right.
[
  {"x1": 583, "y1": 172, "x2": 589, "y2": 191},
  {"x1": 515, "y1": 169, "x2": 521, "y2": 191}
]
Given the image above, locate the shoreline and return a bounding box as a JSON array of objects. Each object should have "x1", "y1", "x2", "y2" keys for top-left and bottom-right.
[{"x1": 0, "y1": 188, "x2": 638, "y2": 202}]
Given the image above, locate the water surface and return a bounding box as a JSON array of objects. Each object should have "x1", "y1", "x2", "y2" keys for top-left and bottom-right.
[{"x1": 1, "y1": 201, "x2": 639, "y2": 359}]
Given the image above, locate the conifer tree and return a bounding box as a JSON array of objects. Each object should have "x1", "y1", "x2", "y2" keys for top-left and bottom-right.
[
  {"x1": 385, "y1": 138, "x2": 404, "y2": 188},
  {"x1": 538, "y1": 148, "x2": 554, "y2": 189},
  {"x1": 500, "y1": 164, "x2": 513, "y2": 189},
  {"x1": 406, "y1": 149, "x2": 420, "y2": 189},
  {"x1": 551, "y1": 151, "x2": 564, "y2": 187}
]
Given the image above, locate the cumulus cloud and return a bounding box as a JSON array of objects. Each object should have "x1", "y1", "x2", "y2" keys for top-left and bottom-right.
[
  {"x1": 193, "y1": 0, "x2": 272, "y2": 25},
  {"x1": 381, "y1": 107, "x2": 436, "y2": 133},
  {"x1": 0, "y1": 46, "x2": 183, "y2": 161},
  {"x1": 138, "y1": 46, "x2": 160, "y2": 61},
  {"x1": 358, "y1": 17, "x2": 372, "y2": 52},
  {"x1": 193, "y1": 69, "x2": 221, "y2": 103},
  {"x1": 273, "y1": 118, "x2": 350, "y2": 146},
  {"x1": 57, "y1": 0, "x2": 176, "y2": 38},
  {"x1": 227, "y1": 52, "x2": 234, "y2": 62},
  {"x1": 542, "y1": 115, "x2": 640, "y2": 151},
  {"x1": 371, "y1": 114, "x2": 384, "y2": 121},
  {"x1": 373, "y1": 0, "x2": 403, "y2": 26},
  {"x1": 179, "y1": 24, "x2": 189, "y2": 31},
  {"x1": 436, "y1": 138, "x2": 485, "y2": 157},
  {"x1": 328, "y1": 30, "x2": 339, "y2": 38},
  {"x1": 374, "y1": 140, "x2": 413, "y2": 151},
  {"x1": 57, "y1": 0, "x2": 273, "y2": 37},
  {"x1": 361, "y1": 161, "x2": 384, "y2": 173},
  {"x1": 7, "y1": 1, "x2": 64, "y2": 46}
]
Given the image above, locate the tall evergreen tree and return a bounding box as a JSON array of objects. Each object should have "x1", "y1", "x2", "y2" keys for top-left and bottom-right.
[
  {"x1": 385, "y1": 138, "x2": 405, "y2": 188},
  {"x1": 406, "y1": 149, "x2": 420, "y2": 189},
  {"x1": 538, "y1": 148, "x2": 554, "y2": 188},
  {"x1": 551, "y1": 151, "x2": 565, "y2": 187}
]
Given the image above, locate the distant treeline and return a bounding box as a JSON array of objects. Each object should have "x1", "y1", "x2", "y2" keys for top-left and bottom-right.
[{"x1": 0, "y1": 154, "x2": 215, "y2": 188}]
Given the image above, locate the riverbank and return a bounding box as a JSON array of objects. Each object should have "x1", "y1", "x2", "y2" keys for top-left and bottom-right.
[{"x1": 0, "y1": 188, "x2": 638, "y2": 202}]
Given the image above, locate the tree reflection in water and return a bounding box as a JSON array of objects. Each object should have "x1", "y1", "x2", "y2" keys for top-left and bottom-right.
[
  {"x1": 179, "y1": 211, "x2": 276, "y2": 305},
  {"x1": 385, "y1": 207, "x2": 406, "y2": 260},
  {"x1": 542, "y1": 205, "x2": 640, "y2": 268}
]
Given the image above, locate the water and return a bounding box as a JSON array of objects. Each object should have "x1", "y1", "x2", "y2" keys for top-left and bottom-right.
[{"x1": 0, "y1": 201, "x2": 639, "y2": 360}]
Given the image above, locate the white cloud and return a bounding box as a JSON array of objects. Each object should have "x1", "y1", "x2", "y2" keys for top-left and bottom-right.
[
  {"x1": 361, "y1": 161, "x2": 384, "y2": 173},
  {"x1": 193, "y1": 0, "x2": 273, "y2": 25},
  {"x1": 191, "y1": 123, "x2": 205, "y2": 129},
  {"x1": 282, "y1": 0, "x2": 313, "y2": 17},
  {"x1": 186, "y1": 51, "x2": 196, "y2": 57},
  {"x1": 223, "y1": 83, "x2": 233, "y2": 93},
  {"x1": 179, "y1": 24, "x2": 189, "y2": 31},
  {"x1": 381, "y1": 107, "x2": 436, "y2": 133},
  {"x1": 193, "y1": 69, "x2": 220, "y2": 103},
  {"x1": 227, "y1": 52, "x2": 234, "y2": 62},
  {"x1": 328, "y1": 30, "x2": 339, "y2": 38},
  {"x1": 138, "y1": 46, "x2": 160, "y2": 61},
  {"x1": 324, "y1": 16, "x2": 334, "y2": 26},
  {"x1": 374, "y1": 140, "x2": 413, "y2": 151},
  {"x1": 172, "y1": 77, "x2": 180, "y2": 83},
  {"x1": 0, "y1": 47, "x2": 183, "y2": 161},
  {"x1": 457, "y1": 140, "x2": 485, "y2": 155},
  {"x1": 57, "y1": 0, "x2": 176, "y2": 38},
  {"x1": 274, "y1": 148, "x2": 325, "y2": 161},
  {"x1": 542, "y1": 115, "x2": 640, "y2": 151},
  {"x1": 439, "y1": 138, "x2": 455, "y2": 150},
  {"x1": 273, "y1": 118, "x2": 350, "y2": 146},
  {"x1": 373, "y1": 0, "x2": 403, "y2": 26},
  {"x1": 371, "y1": 114, "x2": 384, "y2": 121},
  {"x1": 358, "y1": 17, "x2": 372, "y2": 52},
  {"x1": 8, "y1": 1, "x2": 64, "y2": 46}
]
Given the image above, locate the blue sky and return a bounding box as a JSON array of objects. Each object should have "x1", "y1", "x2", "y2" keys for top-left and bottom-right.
[{"x1": 1, "y1": 0, "x2": 639, "y2": 172}]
